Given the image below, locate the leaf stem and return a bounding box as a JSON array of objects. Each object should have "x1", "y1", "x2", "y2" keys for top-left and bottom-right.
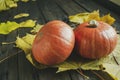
[
  {"x1": 0, "y1": 50, "x2": 23, "y2": 63},
  {"x1": 76, "y1": 69, "x2": 89, "y2": 79},
  {"x1": 91, "y1": 70, "x2": 105, "y2": 80},
  {"x1": 2, "y1": 41, "x2": 15, "y2": 45}
]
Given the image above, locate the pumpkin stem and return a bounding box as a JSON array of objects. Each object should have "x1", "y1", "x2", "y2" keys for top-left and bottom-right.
[{"x1": 88, "y1": 20, "x2": 98, "y2": 28}]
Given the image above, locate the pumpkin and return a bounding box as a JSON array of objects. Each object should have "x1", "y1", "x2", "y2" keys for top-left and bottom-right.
[
  {"x1": 32, "y1": 20, "x2": 75, "y2": 65},
  {"x1": 74, "y1": 20, "x2": 117, "y2": 59}
]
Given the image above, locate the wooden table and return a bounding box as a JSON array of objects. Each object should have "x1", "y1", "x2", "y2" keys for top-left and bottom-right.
[{"x1": 0, "y1": 0, "x2": 120, "y2": 80}]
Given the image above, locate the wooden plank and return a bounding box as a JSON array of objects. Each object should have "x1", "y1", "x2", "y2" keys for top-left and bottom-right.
[
  {"x1": 18, "y1": 53, "x2": 34, "y2": 80},
  {"x1": 25, "y1": 1, "x2": 45, "y2": 24},
  {"x1": 36, "y1": 0, "x2": 67, "y2": 23},
  {"x1": 7, "y1": 55, "x2": 18, "y2": 80},
  {"x1": 52, "y1": 71, "x2": 71, "y2": 80},
  {"x1": 0, "y1": 11, "x2": 11, "y2": 22},
  {"x1": 69, "y1": 70, "x2": 85, "y2": 80},
  {"x1": 38, "y1": 68, "x2": 58, "y2": 80},
  {"x1": 0, "y1": 60, "x2": 8, "y2": 80},
  {"x1": 37, "y1": 68, "x2": 71, "y2": 80},
  {"x1": 43, "y1": 0, "x2": 68, "y2": 22},
  {"x1": 0, "y1": 26, "x2": 18, "y2": 80},
  {"x1": 0, "y1": 30, "x2": 18, "y2": 63},
  {"x1": 94, "y1": 0, "x2": 120, "y2": 15},
  {"x1": 69, "y1": 70, "x2": 103, "y2": 80},
  {"x1": 17, "y1": 21, "x2": 35, "y2": 80},
  {"x1": 56, "y1": 0, "x2": 86, "y2": 16},
  {"x1": 36, "y1": 0, "x2": 57, "y2": 22},
  {"x1": 82, "y1": 70, "x2": 100, "y2": 80}
]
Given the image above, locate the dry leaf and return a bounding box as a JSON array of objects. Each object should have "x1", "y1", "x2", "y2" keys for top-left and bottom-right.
[
  {"x1": 0, "y1": 21, "x2": 19, "y2": 34},
  {"x1": 87, "y1": 10, "x2": 100, "y2": 21},
  {"x1": 0, "y1": 0, "x2": 18, "y2": 11},
  {"x1": 101, "y1": 14, "x2": 115, "y2": 25},
  {"x1": 14, "y1": 13, "x2": 29, "y2": 19},
  {"x1": 19, "y1": 19, "x2": 36, "y2": 27},
  {"x1": 0, "y1": 0, "x2": 30, "y2": 11},
  {"x1": 69, "y1": 12, "x2": 89, "y2": 24},
  {"x1": 30, "y1": 24, "x2": 43, "y2": 33},
  {"x1": 0, "y1": 19, "x2": 36, "y2": 34},
  {"x1": 69, "y1": 10, "x2": 115, "y2": 25},
  {"x1": 21, "y1": 0, "x2": 29, "y2": 2}
]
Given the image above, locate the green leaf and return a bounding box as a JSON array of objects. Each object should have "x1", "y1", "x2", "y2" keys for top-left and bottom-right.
[{"x1": 0, "y1": 19, "x2": 36, "y2": 34}]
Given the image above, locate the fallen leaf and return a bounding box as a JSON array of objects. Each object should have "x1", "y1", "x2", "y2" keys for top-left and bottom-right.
[
  {"x1": 30, "y1": 24, "x2": 43, "y2": 33},
  {"x1": 101, "y1": 14, "x2": 115, "y2": 25},
  {"x1": 0, "y1": 21, "x2": 19, "y2": 34},
  {"x1": 16, "y1": 35, "x2": 32, "y2": 54},
  {"x1": 19, "y1": 19, "x2": 36, "y2": 27},
  {"x1": 0, "y1": 0, "x2": 30, "y2": 11},
  {"x1": 69, "y1": 12, "x2": 89, "y2": 24},
  {"x1": 87, "y1": 10, "x2": 100, "y2": 21},
  {"x1": 102, "y1": 63, "x2": 120, "y2": 80},
  {"x1": 6, "y1": 0, "x2": 17, "y2": 8},
  {"x1": 21, "y1": 0, "x2": 29, "y2": 2},
  {"x1": 14, "y1": 13, "x2": 29, "y2": 19},
  {"x1": 0, "y1": 0, "x2": 18, "y2": 11},
  {"x1": 69, "y1": 10, "x2": 115, "y2": 25},
  {"x1": 0, "y1": 19, "x2": 36, "y2": 34}
]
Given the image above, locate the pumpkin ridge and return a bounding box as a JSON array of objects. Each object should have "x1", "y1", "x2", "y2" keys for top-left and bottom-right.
[
  {"x1": 103, "y1": 27, "x2": 117, "y2": 55},
  {"x1": 94, "y1": 29, "x2": 105, "y2": 58},
  {"x1": 45, "y1": 32, "x2": 74, "y2": 47},
  {"x1": 91, "y1": 29, "x2": 96, "y2": 58},
  {"x1": 32, "y1": 44, "x2": 48, "y2": 64},
  {"x1": 43, "y1": 33, "x2": 74, "y2": 63},
  {"x1": 101, "y1": 30, "x2": 111, "y2": 56},
  {"x1": 50, "y1": 47, "x2": 67, "y2": 62}
]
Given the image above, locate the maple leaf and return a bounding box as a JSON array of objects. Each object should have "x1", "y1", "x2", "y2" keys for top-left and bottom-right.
[
  {"x1": 0, "y1": 19, "x2": 36, "y2": 34},
  {"x1": 69, "y1": 10, "x2": 115, "y2": 25}
]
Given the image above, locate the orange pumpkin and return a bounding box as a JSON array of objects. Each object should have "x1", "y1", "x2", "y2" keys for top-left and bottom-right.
[
  {"x1": 74, "y1": 20, "x2": 117, "y2": 59},
  {"x1": 32, "y1": 20, "x2": 75, "y2": 65}
]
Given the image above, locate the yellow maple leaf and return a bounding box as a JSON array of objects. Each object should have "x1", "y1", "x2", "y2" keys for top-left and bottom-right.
[
  {"x1": 30, "y1": 24, "x2": 43, "y2": 33},
  {"x1": 19, "y1": 19, "x2": 36, "y2": 27},
  {"x1": 0, "y1": 19, "x2": 36, "y2": 34},
  {"x1": 0, "y1": 0, "x2": 18, "y2": 11},
  {"x1": 87, "y1": 10, "x2": 100, "y2": 22},
  {"x1": 69, "y1": 12, "x2": 89, "y2": 24},
  {"x1": 69, "y1": 10, "x2": 115, "y2": 25},
  {"x1": 101, "y1": 14, "x2": 115, "y2": 25}
]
